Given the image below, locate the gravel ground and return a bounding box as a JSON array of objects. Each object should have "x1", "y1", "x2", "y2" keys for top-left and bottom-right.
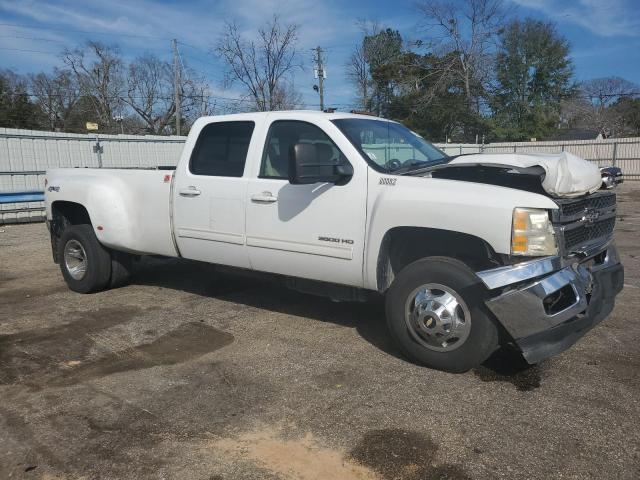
[{"x1": 0, "y1": 184, "x2": 639, "y2": 480}]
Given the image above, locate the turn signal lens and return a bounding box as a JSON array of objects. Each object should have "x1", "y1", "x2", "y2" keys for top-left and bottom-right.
[
  {"x1": 511, "y1": 208, "x2": 557, "y2": 256},
  {"x1": 511, "y1": 235, "x2": 529, "y2": 253},
  {"x1": 513, "y1": 210, "x2": 529, "y2": 231}
]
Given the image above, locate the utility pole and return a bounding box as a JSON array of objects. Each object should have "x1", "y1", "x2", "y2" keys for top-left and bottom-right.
[
  {"x1": 314, "y1": 46, "x2": 325, "y2": 111},
  {"x1": 172, "y1": 39, "x2": 181, "y2": 136}
]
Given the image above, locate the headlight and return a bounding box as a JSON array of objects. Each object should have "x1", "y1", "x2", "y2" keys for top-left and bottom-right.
[{"x1": 511, "y1": 208, "x2": 558, "y2": 256}]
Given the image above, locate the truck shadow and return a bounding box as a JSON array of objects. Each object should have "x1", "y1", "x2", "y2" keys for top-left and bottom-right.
[
  {"x1": 131, "y1": 256, "x2": 533, "y2": 381},
  {"x1": 474, "y1": 347, "x2": 545, "y2": 391},
  {"x1": 131, "y1": 256, "x2": 397, "y2": 359}
]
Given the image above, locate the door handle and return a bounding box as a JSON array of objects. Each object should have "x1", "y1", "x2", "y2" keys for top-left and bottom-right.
[
  {"x1": 179, "y1": 186, "x2": 201, "y2": 197},
  {"x1": 251, "y1": 191, "x2": 277, "y2": 203}
]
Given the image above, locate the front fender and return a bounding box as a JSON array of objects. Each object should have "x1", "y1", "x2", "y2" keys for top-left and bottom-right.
[{"x1": 363, "y1": 174, "x2": 558, "y2": 290}]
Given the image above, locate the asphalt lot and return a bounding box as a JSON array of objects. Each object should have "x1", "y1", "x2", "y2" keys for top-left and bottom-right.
[{"x1": 1, "y1": 185, "x2": 639, "y2": 480}]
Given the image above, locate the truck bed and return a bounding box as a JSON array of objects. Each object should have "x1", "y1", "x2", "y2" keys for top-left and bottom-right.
[{"x1": 45, "y1": 168, "x2": 177, "y2": 257}]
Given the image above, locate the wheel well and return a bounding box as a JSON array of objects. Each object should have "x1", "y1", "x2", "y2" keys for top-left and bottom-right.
[
  {"x1": 50, "y1": 201, "x2": 92, "y2": 263},
  {"x1": 376, "y1": 227, "x2": 502, "y2": 292}
]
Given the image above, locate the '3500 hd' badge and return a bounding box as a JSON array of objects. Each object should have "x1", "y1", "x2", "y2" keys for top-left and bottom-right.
[{"x1": 318, "y1": 236, "x2": 354, "y2": 245}]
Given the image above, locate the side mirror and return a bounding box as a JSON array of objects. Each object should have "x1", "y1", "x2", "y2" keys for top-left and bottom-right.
[{"x1": 288, "y1": 143, "x2": 353, "y2": 185}]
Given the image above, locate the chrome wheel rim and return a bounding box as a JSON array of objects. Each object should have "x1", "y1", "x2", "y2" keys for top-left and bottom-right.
[
  {"x1": 404, "y1": 283, "x2": 471, "y2": 352},
  {"x1": 64, "y1": 239, "x2": 87, "y2": 280}
]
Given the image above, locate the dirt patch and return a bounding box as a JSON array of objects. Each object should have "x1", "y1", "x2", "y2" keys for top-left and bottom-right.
[
  {"x1": 0, "y1": 284, "x2": 69, "y2": 305},
  {"x1": 49, "y1": 322, "x2": 234, "y2": 386},
  {"x1": 212, "y1": 428, "x2": 380, "y2": 480},
  {"x1": 349, "y1": 429, "x2": 470, "y2": 480},
  {"x1": 210, "y1": 428, "x2": 470, "y2": 480},
  {"x1": 0, "y1": 270, "x2": 18, "y2": 284},
  {"x1": 0, "y1": 306, "x2": 146, "y2": 385}
]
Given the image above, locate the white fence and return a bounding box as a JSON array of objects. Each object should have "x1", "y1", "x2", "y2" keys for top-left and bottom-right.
[
  {"x1": 1, "y1": 127, "x2": 639, "y2": 223},
  {"x1": 0, "y1": 128, "x2": 186, "y2": 223}
]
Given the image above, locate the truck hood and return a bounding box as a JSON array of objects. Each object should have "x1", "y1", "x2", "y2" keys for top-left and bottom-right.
[{"x1": 430, "y1": 152, "x2": 602, "y2": 198}]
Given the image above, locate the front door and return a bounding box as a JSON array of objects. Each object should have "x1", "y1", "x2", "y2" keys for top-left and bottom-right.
[
  {"x1": 173, "y1": 120, "x2": 255, "y2": 268},
  {"x1": 245, "y1": 119, "x2": 367, "y2": 287}
]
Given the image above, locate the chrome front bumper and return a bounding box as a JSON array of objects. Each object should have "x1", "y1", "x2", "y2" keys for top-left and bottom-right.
[{"x1": 476, "y1": 244, "x2": 624, "y2": 363}]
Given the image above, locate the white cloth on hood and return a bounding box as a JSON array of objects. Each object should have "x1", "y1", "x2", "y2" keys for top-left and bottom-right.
[{"x1": 449, "y1": 152, "x2": 602, "y2": 197}]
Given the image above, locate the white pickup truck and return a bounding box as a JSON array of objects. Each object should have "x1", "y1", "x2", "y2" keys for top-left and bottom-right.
[{"x1": 45, "y1": 111, "x2": 624, "y2": 372}]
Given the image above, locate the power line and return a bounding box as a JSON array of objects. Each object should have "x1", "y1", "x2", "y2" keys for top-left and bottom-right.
[
  {"x1": 4, "y1": 91, "x2": 353, "y2": 110},
  {"x1": 0, "y1": 34, "x2": 68, "y2": 44},
  {"x1": 0, "y1": 43, "x2": 172, "y2": 61},
  {"x1": 582, "y1": 92, "x2": 640, "y2": 98},
  {"x1": 0, "y1": 47, "x2": 59, "y2": 54},
  {"x1": 0, "y1": 22, "x2": 167, "y2": 39},
  {"x1": 3, "y1": 91, "x2": 252, "y2": 103},
  {"x1": 179, "y1": 54, "x2": 221, "y2": 74},
  {"x1": 179, "y1": 53, "x2": 213, "y2": 67},
  {"x1": 177, "y1": 41, "x2": 210, "y2": 55}
]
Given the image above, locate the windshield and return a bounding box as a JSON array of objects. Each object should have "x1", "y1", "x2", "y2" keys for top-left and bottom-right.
[{"x1": 332, "y1": 118, "x2": 449, "y2": 174}]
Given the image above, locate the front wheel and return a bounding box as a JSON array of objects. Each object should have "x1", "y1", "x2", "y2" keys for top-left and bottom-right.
[
  {"x1": 385, "y1": 257, "x2": 499, "y2": 373},
  {"x1": 58, "y1": 224, "x2": 112, "y2": 293}
]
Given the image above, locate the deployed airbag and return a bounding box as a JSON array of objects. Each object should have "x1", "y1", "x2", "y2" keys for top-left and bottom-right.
[{"x1": 449, "y1": 152, "x2": 602, "y2": 197}]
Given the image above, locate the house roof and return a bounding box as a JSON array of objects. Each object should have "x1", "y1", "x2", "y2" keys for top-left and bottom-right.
[{"x1": 544, "y1": 128, "x2": 602, "y2": 141}]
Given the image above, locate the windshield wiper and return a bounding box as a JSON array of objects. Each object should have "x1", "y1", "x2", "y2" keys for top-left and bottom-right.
[
  {"x1": 387, "y1": 161, "x2": 425, "y2": 174},
  {"x1": 396, "y1": 162, "x2": 441, "y2": 175}
]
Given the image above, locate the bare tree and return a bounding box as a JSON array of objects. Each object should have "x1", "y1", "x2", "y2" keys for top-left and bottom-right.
[
  {"x1": 63, "y1": 41, "x2": 125, "y2": 132},
  {"x1": 192, "y1": 83, "x2": 217, "y2": 118},
  {"x1": 215, "y1": 16, "x2": 302, "y2": 111},
  {"x1": 581, "y1": 77, "x2": 638, "y2": 109},
  {"x1": 346, "y1": 43, "x2": 371, "y2": 110},
  {"x1": 29, "y1": 69, "x2": 79, "y2": 131},
  {"x1": 561, "y1": 96, "x2": 625, "y2": 138},
  {"x1": 124, "y1": 54, "x2": 176, "y2": 134},
  {"x1": 126, "y1": 54, "x2": 214, "y2": 134},
  {"x1": 563, "y1": 77, "x2": 640, "y2": 137},
  {"x1": 272, "y1": 78, "x2": 304, "y2": 110},
  {"x1": 417, "y1": 0, "x2": 506, "y2": 111},
  {"x1": 179, "y1": 70, "x2": 215, "y2": 131}
]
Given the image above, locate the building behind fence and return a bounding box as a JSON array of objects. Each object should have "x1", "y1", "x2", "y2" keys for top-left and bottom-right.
[{"x1": 1, "y1": 127, "x2": 639, "y2": 223}]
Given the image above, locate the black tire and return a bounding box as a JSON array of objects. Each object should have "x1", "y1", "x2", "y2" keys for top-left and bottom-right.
[
  {"x1": 109, "y1": 250, "x2": 133, "y2": 288},
  {"x1": 58, "y1": 224, "x2": 112, "y2": 294},
  {"x1": 385, "y1": 256, "x2": 498, "y2": 373}
]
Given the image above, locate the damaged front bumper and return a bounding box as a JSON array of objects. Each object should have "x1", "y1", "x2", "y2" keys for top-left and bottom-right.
[{"x1": 476, "y1": 244, "x2": 624, "y2": 364}]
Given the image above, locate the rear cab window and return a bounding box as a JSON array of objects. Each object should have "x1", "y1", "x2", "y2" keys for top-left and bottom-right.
[{"x1": 190, "y1": 121, "x2": 255, "y2": 177}]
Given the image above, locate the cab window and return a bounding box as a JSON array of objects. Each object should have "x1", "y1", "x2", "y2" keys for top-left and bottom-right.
[
  {"x1": 190, "y1": 121, "x2": 255, "y2": 177},
  {"x1": 260, "y1": 120, "x2": 348, "y2": 179}
]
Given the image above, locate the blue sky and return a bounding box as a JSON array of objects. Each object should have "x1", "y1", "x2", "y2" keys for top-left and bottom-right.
[{"x1": 1, "y1": 0, "x2": 639, "y2": 110}]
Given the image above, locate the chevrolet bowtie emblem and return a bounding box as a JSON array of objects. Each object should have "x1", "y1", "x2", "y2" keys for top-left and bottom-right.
[{"x1": 583, "y1": 208, "x2": 600, "y2": 226}]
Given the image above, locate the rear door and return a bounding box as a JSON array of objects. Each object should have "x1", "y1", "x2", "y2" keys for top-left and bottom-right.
[
  {"x1": 172, "y1": 120, "x2": 255, "y2": 268},
  {"x1": 245, "y1": 117, "x2": 367, "y2": 287}
]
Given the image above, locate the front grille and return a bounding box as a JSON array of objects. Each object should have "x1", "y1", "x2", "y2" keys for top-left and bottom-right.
[
  {"x1": 563, "y1": 217, "x2": 616, "y2": 250},
  {"x1": 553, "y1": 191, "x2": 616, "y2": 254},
  {"x1": 558, "y1": 193, "x2": 616, "y2": 218}
]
